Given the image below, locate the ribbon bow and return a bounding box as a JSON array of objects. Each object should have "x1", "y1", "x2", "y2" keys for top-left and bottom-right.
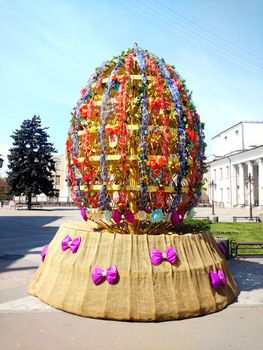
[
  {"x1": 112, "y1": 208, "x2": 135, "y2": 224},
  {"x1": 217, "y1": 242, "x2": 226, "y2": 257},
  {"x1": 91, "y1": 265, "x2": 118, "y2": 285},
  {"x1": 61, "y1": 234, "x2": 81, "y2": 253},
  {"x1": 150, "y1": 246, "x2": 177, "y2": 265},
  {"x1": 41, "y1": 245, "x2": 48, "y2": 262},
  {"x1": 209, "y1": 269, "x2": 227, "y2": 289}
]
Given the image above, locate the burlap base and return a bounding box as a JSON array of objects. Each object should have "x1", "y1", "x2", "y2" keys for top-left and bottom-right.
[{"x1": 28, "y1": 221, "x2": 238, "y2": 321}]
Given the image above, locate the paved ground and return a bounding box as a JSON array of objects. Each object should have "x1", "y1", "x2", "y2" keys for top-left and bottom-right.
[{"x1": 0, "y1": 206, "x2": 263, "y2": 350}]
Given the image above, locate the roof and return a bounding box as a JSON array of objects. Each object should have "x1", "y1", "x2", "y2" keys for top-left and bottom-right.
[
  {"x1": 212, "y1": 121, "x2": 263, "y2": 139},
  {"x1": 207, "y1": 144, "x2": 263, "y2": 164}
]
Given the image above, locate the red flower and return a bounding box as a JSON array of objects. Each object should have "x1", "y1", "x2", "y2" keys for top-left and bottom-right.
[
  {"x1": 149, "y1": 159, "x2": 158, "y2": 170},
  {"x1": 156, "y1": 156, "x2": 167, "y2": 167},
  {"x1": 175, "y1": 80, "x2": 181, "y2": 90},
  {"x1": 186, "y1": 128, "x2": 195, "y2": 141},
  {"x1": 80, "y1": 87, "x2": 87, "y2": 97}
]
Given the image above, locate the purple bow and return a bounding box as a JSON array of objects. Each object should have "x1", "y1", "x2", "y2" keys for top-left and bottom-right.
[
  {"x1": 150, "y1": 246, "x2": 177, "y2": 265},
  {"x1": 61, "y1": 234, "x2": 81, "y2": 253},
  {"x1": 80, "y1": 207, "x2": 88, "y2": 221},
  {"x1": 112, "y1": 209, "x2": 135, "y2": 224},
  {"x1": 41, "y1": 245, "x2": 48, "y2": 262},
  {"x1": 91, "y1": 265, "x2": 118, "y2": 285},
  {"x1": 209, "y1": 269, "x2": 227, "y2": 289},
  {"x1": 217, "y1": 242, "x2": 226, "y2": 257},
  {"x1": 171, "y1": 210, "x2": 185, "y2": 226}
]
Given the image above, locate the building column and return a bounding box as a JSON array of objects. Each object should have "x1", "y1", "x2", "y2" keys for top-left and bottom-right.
[
  {"x1": 258, "y1": 159, "x2": 263, "y2": 206},
  {"x1": 247, "y1": 161, "x2": 255, "y2": 205},
  {"x1": 238, "y1": 163, "x2": 245, "y2": 206},
  {"x1": 232, "y1": 165, "x2": 238, "y2": 206}
]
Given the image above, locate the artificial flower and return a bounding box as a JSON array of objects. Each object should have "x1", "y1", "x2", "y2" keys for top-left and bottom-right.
[
  {"x1": 186, "y1": 128, "x2": 195, "y2": 141},
  {"x1": 171, "y1": 209, "x2": 185, "y2": 226},
  {"x1": 150, "y1": 209, "x2": 164, "y2": 223},
  {"x1": 135, "y1": 210, "x2": 147, "y2": 221},
  {"x1": 103, "y1": 210, "x2": 112, "y2": 220}
]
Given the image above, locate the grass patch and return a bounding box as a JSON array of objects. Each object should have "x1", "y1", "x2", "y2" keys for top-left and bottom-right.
[{"x1": 211, "y1": 222, "x2": 263, "y2": 254}]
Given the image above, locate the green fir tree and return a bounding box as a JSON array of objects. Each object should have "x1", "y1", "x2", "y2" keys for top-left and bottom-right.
[{"x1": 7, "y1": 116, "x2": 56, "y2": 209}]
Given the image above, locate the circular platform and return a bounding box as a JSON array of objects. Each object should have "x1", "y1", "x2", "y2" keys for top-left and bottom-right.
[{"x1": 28, "y1": 221, "x2": 238, "y2": 321}]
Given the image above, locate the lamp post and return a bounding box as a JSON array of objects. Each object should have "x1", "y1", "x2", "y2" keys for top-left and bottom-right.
[
  {"x1": 209, "y1": 180, "x2": 217, "y2": 215},
  {"x1": 246, "y1": 173, "x2": 255, "y2": 220}
]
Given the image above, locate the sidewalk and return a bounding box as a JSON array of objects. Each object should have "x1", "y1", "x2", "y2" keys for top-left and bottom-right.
[
  {"x1": 194, "y1": 205, "x2": 262, "y2": 222},
  {"x1": 0, "y1": 206, "x2": 263, "y2": 350}
]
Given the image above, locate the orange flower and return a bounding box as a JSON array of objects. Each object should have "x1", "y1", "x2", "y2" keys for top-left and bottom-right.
[
  {"x1": 111, "y1": 74, "x2": 118, "y2": 82},
  {"x1": 79, "y1": 103, "x2": 88, "y2": 117},
  {"x1": 105, "y1": 124, "x2": 120, "y2": 135}
]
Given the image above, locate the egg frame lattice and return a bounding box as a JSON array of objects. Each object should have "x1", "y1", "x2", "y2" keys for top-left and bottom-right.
[{"x1": 66, "y1": 46, "x2": 206, "y2": 234}]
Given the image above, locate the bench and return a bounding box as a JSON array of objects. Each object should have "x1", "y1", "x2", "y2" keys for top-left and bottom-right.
[
  {"x1": 193, "y1": 216, "x2": 210, "y2": 222},
  {"x1": 32, "y1": 203, "x2": 43, "y2": 209},
  {"x1": 233, "y1": 216, "x2": 261, "y2": 222},
  {"x1": 231, "y1": 241, "x2": 263, "y2": 256},
  {"x1": 15, "y1": 203, "x2": 26, "y2": 210},
  {"x1": 15, "y1": 203, "x2": 43, "y2": 210}
]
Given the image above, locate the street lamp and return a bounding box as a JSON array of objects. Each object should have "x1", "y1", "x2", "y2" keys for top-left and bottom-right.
[
  {"x1": 209, "y1": 180, "x2": 217, "y2": 215},
  {"x1": 246, "y1": 173, "x2": 255, "y2": 220}
]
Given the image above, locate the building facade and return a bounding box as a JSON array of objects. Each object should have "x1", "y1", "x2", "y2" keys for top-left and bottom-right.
[
  {"x1": 207, "y1": 121, "x2": 263, "y2": 207},
  {"x1": 36, "y1": 154, "x2": 71, "y2": 203}
]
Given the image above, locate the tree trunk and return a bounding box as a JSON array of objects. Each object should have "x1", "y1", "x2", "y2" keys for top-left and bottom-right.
[{"x1": 27, "y1": 192, "x2": 32, "y2": 210}]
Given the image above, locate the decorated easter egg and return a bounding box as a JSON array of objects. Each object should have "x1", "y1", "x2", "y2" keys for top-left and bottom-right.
[{"x1": 66, "y1": 46, "x2": 206, "y2": 233}]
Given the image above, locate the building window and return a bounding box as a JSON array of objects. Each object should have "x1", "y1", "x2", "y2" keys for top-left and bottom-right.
[
  {"x1": 224, "y1": 136, "x2": 227, "y2": 141},
  {"x1": 226, "y1": 166, "x2": 229, "y2": 178},
  {"x1": 220, "y1": 167, "x2": 223, "y2": 179},
  {"x1": 235, "y1": 130, "x2": 239, "y2": 136},
  {"x1": 55, "y1": 175, "x2": 60, "y2": 185},
  {"x1": 227, "y1": 187, "x2": 230, "y2": 201},
  {"x1": 213, "y1": 169, "x2": 216, "y2": 179},
  {"x1": 220, "y1": 188, "x2": 223, "y2": 201},
  {"x1": 55, "y1": 161, "x2": 61, "y2": 171}
]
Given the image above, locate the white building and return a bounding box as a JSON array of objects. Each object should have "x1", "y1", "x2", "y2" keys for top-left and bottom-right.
[
  {"x1": 36, "y1": 154, "x2": 71, "y2": 203},
  {"x1": 207, "y1": 121, "x2": 263, "y2": 207}
]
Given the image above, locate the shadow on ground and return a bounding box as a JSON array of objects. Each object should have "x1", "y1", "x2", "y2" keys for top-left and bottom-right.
[
  {"x1": 0, "y1": 216, "x2": 61, "y2": 273},
  {"x1": 229, "y1": 258, "x2": 263, "y2": 292}
]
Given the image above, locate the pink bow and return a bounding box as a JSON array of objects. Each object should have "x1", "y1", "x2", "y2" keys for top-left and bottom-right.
[
  {"x1": 61, "y1": 234, "x2": 81, "y2": 253},
  {"x1": 209, "y1": 269, "x2": 227, "y2": 289},
  {"x1": 112, "y1": 209, "x2": 135, "y2": 224},
  {"x1": 41, "y1": 245, "x2": 48, "y2": 262},
  {"x1": 171, "y1": 209, "x2": 185, "y2": 226},
  {"x1": 92, "y1": 265, "x2": 118, "y2": 285},
  {"x1": 150, "y1": 246, "x2": 177, "y2": 265},
  {"x1": 80, "y1": 207, "x2": 88, "y2": 221}
]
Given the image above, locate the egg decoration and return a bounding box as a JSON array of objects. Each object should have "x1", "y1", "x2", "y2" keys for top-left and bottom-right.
[{"x1": 66, "y1": 45, "x2": 206, "y2": 233}]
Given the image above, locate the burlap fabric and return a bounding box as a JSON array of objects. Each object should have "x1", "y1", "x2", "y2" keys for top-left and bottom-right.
[{"x1": 28, "y1": 221, "x2": 238, "y2": 321}]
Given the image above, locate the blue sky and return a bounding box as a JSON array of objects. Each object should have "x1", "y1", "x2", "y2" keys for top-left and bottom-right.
[{"x1": 0, "y1": 0, "x2": 262, "y2": 175}]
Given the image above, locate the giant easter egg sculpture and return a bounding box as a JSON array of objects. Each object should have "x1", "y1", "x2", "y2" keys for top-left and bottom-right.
[
  {"x1": 29, "y1": 47, "x2": 237, "y2": 321},
  {"x1": 66, "y1": 47, "x2": 205, "y2": 233}
]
